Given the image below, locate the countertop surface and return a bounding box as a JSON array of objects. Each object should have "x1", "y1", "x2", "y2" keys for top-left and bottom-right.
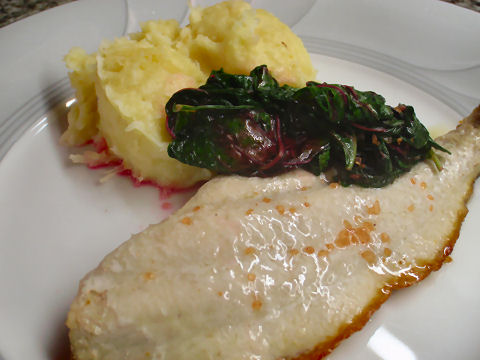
[
  {"x1": 0, "y1": 0, "x2": 479, "y2": 28},
  {"x1": 1, "y1": 0, "x2": 74, "y2": 27}
]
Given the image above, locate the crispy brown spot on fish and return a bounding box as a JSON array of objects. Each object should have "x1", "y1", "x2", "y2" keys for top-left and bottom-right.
[
  {"x1": 326, "y1": 243, "x2": 335, "y2": 251},
  {"x1": 303, "y1": 246, "x2": 315, "y2": 254},
  {"x1": 335, "y1": 229, "x2": 351, "y2": 248},
  {"x1": 355, "y1": 227, "x2": 371, "y2": 244},
  {"x1": 361, "y1": 250, "x2": 376, "y2": 264},
  {"x1": 245, "y1": 246, "x2": 256, "y2": 255},
  {"x1": 288, "y1": 249, "x2": 300, "y2": 256},
  {"x1": 180, "y1": 217, "x2": 192, "y2": 225},
  {"x1": 317, "y1": 250, "x2": 329, "y2": 257},
  {"x1": 252, "y1": 299, "x2": 263, "y2": 310},
  {"x1": 276, "y1": 205, "x2": 285, "y2": 215},
  {"x1": 380, "y1": 233, "x2": 391, "y2": 243},
  {"x1": 362, "y1": 221, "x2": 375, "y2": 232},
  {"x1": 143, "y1": 272, "x2": 155, "y2": 280},
  {"x1": 367, "y1": 200, "x2": 381, "y2": 215}
]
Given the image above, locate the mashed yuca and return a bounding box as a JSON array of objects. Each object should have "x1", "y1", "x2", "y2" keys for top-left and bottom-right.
[{"x1": 62, "y1": 0, "x2": 316, "y2": 187}]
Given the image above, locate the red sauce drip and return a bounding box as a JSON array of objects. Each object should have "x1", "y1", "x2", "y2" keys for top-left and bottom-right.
[
  {"x1": 117, "y1": 169, "x2": 204, "y2": 199},
  {"x1": 79, "y1": 137, "x2": 205, "y2": 199},
  {"x1": 93, "y1": 137, "x2": 109, "y2": 153},
  {"x1": 161, "y1": 202, "x2": 172, "y2": 210},
  {"x1": 81, "y1": 138, "x2": 94, "y2": 146},
  {"x1": 86, "y1": 159, "x2": 123, "y2": 170},
  {"x1": 80, "y1": 137, "x2": 123, "y2": 169}
]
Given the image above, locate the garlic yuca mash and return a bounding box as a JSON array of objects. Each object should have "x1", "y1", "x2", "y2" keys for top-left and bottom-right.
[{"x1": 62, "y1": 0, "x2": 316, "y2": 187}]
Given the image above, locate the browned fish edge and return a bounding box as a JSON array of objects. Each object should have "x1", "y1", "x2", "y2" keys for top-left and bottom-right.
[
  {"x1": 289, "y1": 201, "x2": 470, "y2": 360},
  {"x1": 290, "y1": 104, "x2": 480, "y2": 360}
]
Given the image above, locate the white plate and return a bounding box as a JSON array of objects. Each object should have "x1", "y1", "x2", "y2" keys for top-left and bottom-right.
[{"x1": 0, "y1": 1, "x2": 479, "y2": 360}]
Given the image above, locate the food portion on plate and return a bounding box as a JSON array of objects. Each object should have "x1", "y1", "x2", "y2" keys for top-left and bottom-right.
[
  {"x1": 61, "y1": 0, "x2": 315, "y2": 188},
  {"x1": 67, "y1": 106, "x2": 480, "y2": 360},
  {"x1": 60, "y1": 0, "x2": 480, "y2": 359},
  {"x1": 166, "y1": 64, "x2": 448, "y2": 187}
]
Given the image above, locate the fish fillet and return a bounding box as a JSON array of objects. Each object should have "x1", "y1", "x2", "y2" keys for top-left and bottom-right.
[{"x1": 67, "y1": 106, "x2": 480, "y2": 360}]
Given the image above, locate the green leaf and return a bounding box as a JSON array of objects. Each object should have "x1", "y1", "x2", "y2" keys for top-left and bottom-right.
[
  {"x1": 332, "y1": 132, "x2": 357, "y2": 170},
  {"x1": 165, "y1": 65, "x2": 449, "y2": 187},
  {"x1": 317, "y1": 148, "x2": 330, "y2": 172}
]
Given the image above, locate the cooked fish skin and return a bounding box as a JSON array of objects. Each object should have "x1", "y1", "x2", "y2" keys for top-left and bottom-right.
[{"x1": 67, "y1": 107, "x2": 480, "y2": 360}]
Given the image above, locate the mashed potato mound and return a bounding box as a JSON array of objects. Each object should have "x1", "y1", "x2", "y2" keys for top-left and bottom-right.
[{"x1": 62, "y1": 0, "x2": 316, "y2": 187}]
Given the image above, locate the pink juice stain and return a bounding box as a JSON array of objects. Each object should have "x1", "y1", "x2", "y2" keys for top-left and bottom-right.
[
  {"x1": 79, "y1": 137, "x2": 203, "y2": 208},
  {"x1": 117, "y1": 169, "x2": 202, "y2": 200},
  {"x1": 161, "y1": 202, "x2": 172, "y2": 210},
  {"x1": 87, "y1": 159, "x2": 123, "y2": 170},
  {"x1": 80, "y1": 137, "x2": 123, "y2": 169}
]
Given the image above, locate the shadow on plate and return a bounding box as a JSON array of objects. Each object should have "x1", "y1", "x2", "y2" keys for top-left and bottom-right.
[{"x1": 48, "y1": 313, "x2": 73, "y2": 360}]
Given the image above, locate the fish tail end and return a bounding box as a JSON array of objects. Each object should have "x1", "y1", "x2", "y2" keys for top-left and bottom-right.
[{"x1": 461, "y1": 105, "x2": 480, "y2": 128}]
